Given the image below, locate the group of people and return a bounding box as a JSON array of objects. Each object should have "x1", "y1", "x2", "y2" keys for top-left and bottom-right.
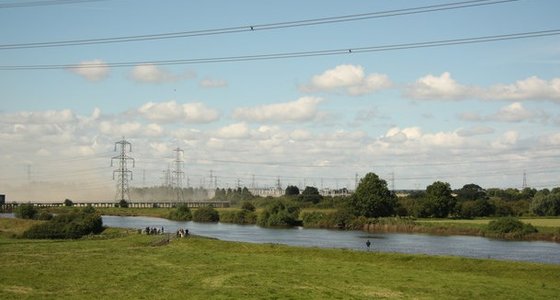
[
  {"x1": 143, "y1": 226, "x2": 164, "y2": 235},
  {"x1": 176, "y1": 228, "x2": 189, "y2": 238}
]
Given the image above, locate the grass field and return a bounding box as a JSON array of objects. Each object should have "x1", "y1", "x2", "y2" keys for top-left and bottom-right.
[{"x1": 1, "y1": 219, "x2": 559, "y2": 299}]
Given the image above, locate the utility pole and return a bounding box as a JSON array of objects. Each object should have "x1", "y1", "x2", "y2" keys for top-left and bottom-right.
[
  {"x1": 209, "y1": 170, "x2": 214, "y2": 189},
  {"x1": 252, "y1": 174, "x2": 255, "y2": 189},
  {"x1": 111, "y1": 137, "x2": 135, "y2": 203},
  {"x1": 173, "y1": 147, "x2": 184, "y2": 201},
  {"x1": 522, "y1": 170, "x2": 527, "y2": 189}
]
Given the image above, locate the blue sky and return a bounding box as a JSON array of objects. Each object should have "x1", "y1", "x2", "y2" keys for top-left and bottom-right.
[{"x1": 1, "y1": 0, "x2": 559, "y2": 201}]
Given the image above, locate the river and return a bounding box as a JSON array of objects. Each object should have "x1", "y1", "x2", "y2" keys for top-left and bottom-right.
[{"x1": 102, "y1": 215, "x2": 560, "y2": 265}]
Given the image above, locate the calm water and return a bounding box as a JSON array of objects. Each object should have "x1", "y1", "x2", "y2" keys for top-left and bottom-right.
[{"x1": 103, "y1": 215, "x2": 560, "y2": 265}]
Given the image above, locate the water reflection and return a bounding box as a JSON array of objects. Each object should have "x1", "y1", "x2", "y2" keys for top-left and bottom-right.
[{"x1": 103, "y1": 215, "x2": 560, "y2": 265}]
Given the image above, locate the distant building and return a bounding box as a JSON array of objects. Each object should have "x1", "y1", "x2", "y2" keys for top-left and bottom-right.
[{"x1": 248, "y1": 187, "x2": 284, "y2": 198}]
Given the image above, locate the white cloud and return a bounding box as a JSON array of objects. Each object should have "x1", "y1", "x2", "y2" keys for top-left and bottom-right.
[
  {"x1": 99, "y1": 121, "x2": 143, "y2": 136},
  {"x1": 456, "y1": 126, "x2": 495, "y2": 137},
  {"x1": 67, "y1": 59, "x2": 109, "y2": 81},
  {"x1": 233, "y1": 97, "x2": 323, "y2": 123},
  {"x1": 484, "y1": 76, "x2": 560, "y2": 101},
  {"x1": 405, "y1": 72, "x2": 469, "y2": 100},
  {"x1": 137, "y1": 101, "x2": 220, "y2": 123},
  {"x1": 199, "y1": 78, "x2": 228, "y2": 88},
  {"x1": 460, "y1": 103, "x2": 547, "y2": 123},
  {"x1": 129, "y1": 64, "x2": 194, "y2": 83},
  {"x1": 216, "y1": 122, "x2": 250, "y2": 139},
  {"x1": 301, "y1": 64, "x2": 391, "y2": 96},
  {"x1": 491, "y1": 102, "x2": 536, "y2": 122},
  {"x1": 1, "y1": 109, "x2": 75, "y2": 124},
  {"x1": 405, "y1": 73, "x2": 560, "y2": 103}
]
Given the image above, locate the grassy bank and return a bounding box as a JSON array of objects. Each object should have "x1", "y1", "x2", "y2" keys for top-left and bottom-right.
[{"x1": 0, "y1": 220, "x2": 559, "y2": 299}]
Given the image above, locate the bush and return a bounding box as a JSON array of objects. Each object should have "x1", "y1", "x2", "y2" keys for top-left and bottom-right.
[
  {"x1": 486, "y1": 217, "x2": 537, "y2": 238},
  {"x1": 64, "y1": 199, "x2": 74, "y2": 207},
  {"x1": 257, "y1": 199, "x2": 300, "y2": 227},
  {"x1": 241, "y1": 201, "x2": 256, "y2": 212},
  {"x1": 193, "y1": 206, "x2": 219, "y2": 222},
  {"x1": 23, "y1": 210, "x2": 104, "y2": 239},
  {"x1": 117, "y1": 199, "x2": 129, "y2": 208},
  {"x1": 219, "y1": 209, "x2": 257, "y2": 224},
  {"x1": 36, "y1": 211, "x2": 54, "y2": 220},
  {"x1": 14, "y1": 203, "x2": 38, "y2": 219},
  {"x1": 168, "y1": 204, "x2": 192, "y2": 221}
]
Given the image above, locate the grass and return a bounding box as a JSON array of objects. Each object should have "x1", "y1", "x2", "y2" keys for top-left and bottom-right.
[
  {"x1": 417, "y1": 218, "x2": 560, "y2": 234},
  {"x1": 1, "y1": 219, "x2": 560, "y2": 299}
]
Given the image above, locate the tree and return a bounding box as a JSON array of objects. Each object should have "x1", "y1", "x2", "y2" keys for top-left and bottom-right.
[
  {"x1": 285, "y1": 185, "x2": 300, "y2": 196},
  {"x1": 64, "y1": 199, "x2": 74, "y2": 207},
  {"x1": 349, "y1": 173, "x2": 396, "y2": 218},
  {"x1": 257, "y1": 199, "x2": 300, "y2": 227},
  {"x1": 531, "y1": 193, "x2": 560, "y2": 216},
  {"x1": 456, "y1": 184, "x2": 487, "y2": 202},
  {"x1": 117, "y1": 199, "x2": 129, "y2": 208},
  {"x1": 424, "y1": 181, "x2": 456, "y2": 218},
  {"x1": 299, "y1": 186, "x2": 322, "y2": 204}
]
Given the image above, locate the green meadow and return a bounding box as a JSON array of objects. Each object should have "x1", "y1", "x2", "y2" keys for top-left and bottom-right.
[{"x1": 1, "y1": 219, "x2": 559, "y2": 299}]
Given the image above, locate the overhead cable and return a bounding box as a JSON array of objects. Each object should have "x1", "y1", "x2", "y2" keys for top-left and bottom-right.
[
  {"x1": 1, "y1": 29, "x2": 558, "y2": 70},
  {"x1": 0, "y1": 0, "x2": 520, "y2": 49}
]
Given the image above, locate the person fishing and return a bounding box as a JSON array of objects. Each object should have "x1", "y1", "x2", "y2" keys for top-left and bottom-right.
[{"x1": 366, "y1": 239, "x2": 371, "y2": 251}]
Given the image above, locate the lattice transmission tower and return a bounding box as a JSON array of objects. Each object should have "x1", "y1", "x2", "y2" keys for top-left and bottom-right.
[
  {"x1": 111, "y1": 137, "x2": 135, "y2": 203},
  {"x1": 173, "y1": 147, "x2": 184, "y2": 201}
]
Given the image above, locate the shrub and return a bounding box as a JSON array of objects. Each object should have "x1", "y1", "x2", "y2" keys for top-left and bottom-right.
[
  {"x1": 220, "y1": 209, "x2": 257, "y2": 224},
  {"x1": 486, "y1": 217, "x2": 537, "y2": 238},
  {"x1": 14, "y1": 203, "x2": 38, "y2": 219},
  {"x1": 117, "y1": 199, "x2": 129, "y2": 208},
  {"x1": 193, "y1": 206, "x2": 219, "y2": 222},
  {"x1": 168, "y1": 204, "x2": 192, "y2": 221},
  {"x1": 241, "y1": 201, "x2": 256, "y2": 212},
  {"x1": 64, "y1": 199, "x2": 74, "y2": 207},
  {"x1": 36, "y1": 211, "x2": 54, "y2": 220},
  {"x1": 23, "y1": 210, "x2": 104, "y2": 239},
  {"x1": 257, "y1": 199, "x2": 300, "y2": 227}
]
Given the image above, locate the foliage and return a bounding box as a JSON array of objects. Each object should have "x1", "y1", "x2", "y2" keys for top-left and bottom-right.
[
  {"x1": 457, "y1": 199, "x2": 495, "y2": 218},
  {"x1": 258, "y1": 199, "x2": 300, "y2": 227},
  {"x1": 423, "y1": 181, "x2": 456, "y2": 218},
  {"x1": 117, "y1": 199, "x2": 129, "y2": 208},
  {"x1": 486, "y1": 217, "x2": 537, "y2": 237},
  {"x1": 456, "y1": 184, "x2": 487, "y2": 202},
  {"x1": 167, "y1": 204, "x2": 192, "y2": 221},
  {"x1": 219, "y1": 209, "x2": 257, "y2": 224},
  {"x1": 22, "y1": 209, "x2": 103, "y2": 239},
  {"x1": 64, "y1": 199, "x2": 74, "y2": 207},
  {"x1": 350, "y1": 173, "x2": 396, "y2": 218},
  {"x1": 14, "y1": 203, "x2": 38, "y2": 219},
  {"x1": 36, "y1": 211, "x2": 54, "y2": 220},
  {"x1": 301, "y1": 208, "x2": 355, "y2": 229},
  {"x1": 193, "y1": 206, "x2": 220, "y2": 222},
  {"x1": 213, "y1": 187, "x2": 253, "y2": 203},
  {"x1": 241, "y1": 201, "x2": 256, "y2": 212},
  {"x1": 299, "y1": 186, "x2": 322, "y2": 204},
  {"x1": 285, "y1": 185, "x2": 300, "y2": 196},
  {"x1": 530, "y1": 191, "x2": 560, "y2": 216}
]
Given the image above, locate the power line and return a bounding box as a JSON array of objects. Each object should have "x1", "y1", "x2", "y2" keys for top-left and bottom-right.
[
  {"x1": 1, "y1": 29, "x2": 558, "y2": 70},
  {"x1": 0, "y1": 0, "x2": 520, "y2": 49},
  {"x1": 0, "y1": 0, "x2": 109, "y2": 9}
]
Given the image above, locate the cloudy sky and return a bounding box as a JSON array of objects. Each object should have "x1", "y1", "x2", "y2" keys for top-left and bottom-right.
[{"x1": 1, "y1": 0, "x2": 559, "y2": 202}]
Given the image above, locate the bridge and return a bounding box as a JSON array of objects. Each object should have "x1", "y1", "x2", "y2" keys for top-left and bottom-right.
[{"x1": 0, "y1": 200, "x2": 230, "y2": 212}]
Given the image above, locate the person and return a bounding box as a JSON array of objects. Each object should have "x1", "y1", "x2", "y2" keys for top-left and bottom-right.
[{"x1": 366, "y1": 239, "x2": 371, "y2": 250}]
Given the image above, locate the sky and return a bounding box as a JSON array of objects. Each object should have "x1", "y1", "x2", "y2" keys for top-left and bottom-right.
[{"x1": 1, "y1": 0, "x2": 559, "y2": 202}]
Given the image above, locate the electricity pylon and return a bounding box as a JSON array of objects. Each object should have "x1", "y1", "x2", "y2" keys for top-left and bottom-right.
[
  {"x1": 111, "y1": 137, "x2": 135, "y2": 203},
  {"x1": 173, "y1": 147, "x2": 184, "y2": 201}
]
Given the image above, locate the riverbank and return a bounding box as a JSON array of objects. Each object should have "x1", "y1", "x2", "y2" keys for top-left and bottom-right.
[
  {"x1": 363, "y1": 218, "x2": 560, "y2": 243},
  {"x1": 1, "y1": 219, "x2": 559, "y2": 299},
  {"x1": 40, "y1": 207, "x2": 560, "y2": 242}
]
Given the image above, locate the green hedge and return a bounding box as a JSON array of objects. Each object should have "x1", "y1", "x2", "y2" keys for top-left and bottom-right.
[{"x1": 23, "y1": 209, "x2": 103, "y2": 239}]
